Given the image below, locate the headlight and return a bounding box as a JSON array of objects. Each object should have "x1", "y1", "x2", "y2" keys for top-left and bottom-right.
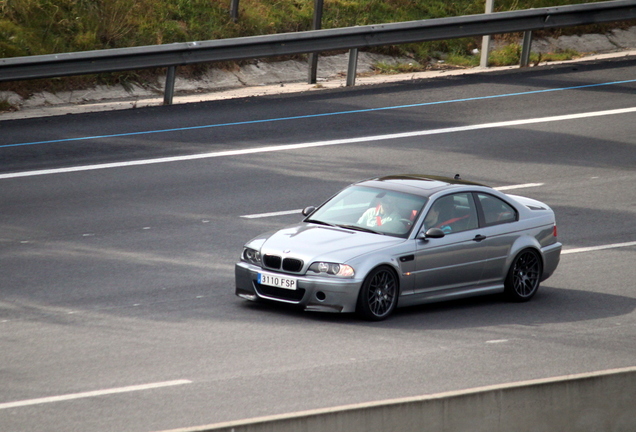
[
  {"x1": 242, "y1": 248, "x2": 261, "y2": 266},
  {"x1": 308, "y1": 262, "x2": 355, "y2": 277}
]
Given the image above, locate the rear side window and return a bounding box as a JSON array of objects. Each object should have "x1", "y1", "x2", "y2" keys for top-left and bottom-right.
[{"x1": 476, "y1": 193, "x2": 518, "y2": 226}]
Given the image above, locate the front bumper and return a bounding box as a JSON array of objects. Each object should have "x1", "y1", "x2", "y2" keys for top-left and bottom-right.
[{"x1": 235, "y1": 262, "x2": 362, "y2": 313}]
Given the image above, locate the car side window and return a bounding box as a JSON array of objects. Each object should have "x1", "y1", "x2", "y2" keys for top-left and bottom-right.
[
  {"x1": 476, "y1": 193, "x2": 518, "y2": 226},
  {"x1": 423, "y1": 193, "x2": 478, "y2": 234}
]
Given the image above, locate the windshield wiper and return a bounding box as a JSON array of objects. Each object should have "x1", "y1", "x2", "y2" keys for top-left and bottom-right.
[
  {"x1": 305, "y1": 219, "x2": 336, "y2": 227},
  {"x1": 336, "y1": 224, "x2": 383, "y2": 235}
]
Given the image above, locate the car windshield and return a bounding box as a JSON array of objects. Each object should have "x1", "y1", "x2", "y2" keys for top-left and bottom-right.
[{"x1": 305, "y1": 185, "x2": 428, "y2": 238}]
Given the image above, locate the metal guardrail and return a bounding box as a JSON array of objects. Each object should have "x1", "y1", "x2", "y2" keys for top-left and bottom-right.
[{"x1": 1, "y1": 0, "x2": 635, "y2": 103}]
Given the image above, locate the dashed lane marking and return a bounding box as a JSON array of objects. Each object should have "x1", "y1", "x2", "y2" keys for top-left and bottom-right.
[
  {"x1": 562, "y1": 241, "x2": 636, "y2": 255},
  {"x1": 0, "y1": 380, "x2": 192, "y2": 410}
]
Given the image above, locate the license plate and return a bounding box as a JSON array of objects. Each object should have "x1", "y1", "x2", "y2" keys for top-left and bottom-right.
[{"x1": 258, "y1": 272, "x2": 297, "y2": 290}]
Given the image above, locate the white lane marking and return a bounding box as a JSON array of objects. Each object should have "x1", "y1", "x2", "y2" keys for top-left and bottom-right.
[
  {"x1": 486, "y1": 339, "x2": 509, "y2": 344},
  {"x1": 494, "y1": 183, "x2": 544, "y2": 191},
  {"x1": 0, "y1": 379, "x2": 192, "y2": 410},
  {"x1": 241, "y1": 209, "x2": 302, "y2": 219},
  {"x1": 240, "y1": 183, "x2": 545, "y2": 219},
  {"x1": 2, "y1": 107, "x2": 635, "y2": 180},
  {"x1": 562, "y1": 241, "x2": 636, "y2": 255}
]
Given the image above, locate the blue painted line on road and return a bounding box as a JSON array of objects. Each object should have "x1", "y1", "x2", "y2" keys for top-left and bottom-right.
[
  {"x1": 2, "y1": 107, "x2": 634, "y2": 179},
  {"x1": 2, "y1": 78, "x2": 635, "y2": 149}
]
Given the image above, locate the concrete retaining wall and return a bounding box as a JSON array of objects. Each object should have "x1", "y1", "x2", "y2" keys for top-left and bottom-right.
[{"x1": 162, "y1": 366, "x2": 636, "y2": 432}]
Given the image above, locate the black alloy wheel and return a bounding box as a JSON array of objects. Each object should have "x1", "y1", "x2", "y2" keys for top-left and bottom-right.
[
  {"x1": 505, "y1": 249, "x2": 542, "y2": 302},
  {"x1": 357, "y1": 266, "x2": 398, "y2": 321}
]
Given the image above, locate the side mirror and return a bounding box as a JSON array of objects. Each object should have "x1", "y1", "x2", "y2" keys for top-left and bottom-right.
[
  {"x1": 302, "y1": 206, "x2": 317, "y2": 217},
  {"x1": 419, "y1": 227, "x2": 445, "y2": 240}
]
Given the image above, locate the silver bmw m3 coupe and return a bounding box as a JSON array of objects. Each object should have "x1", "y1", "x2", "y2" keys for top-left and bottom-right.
[{"x1": 235, "y1": 174, "x2": 562, "y2": 320}]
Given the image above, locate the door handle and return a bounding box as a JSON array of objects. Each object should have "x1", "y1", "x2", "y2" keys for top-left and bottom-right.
[{"x1": 473, "y1": 234, "x2": 487, "y2": 242}]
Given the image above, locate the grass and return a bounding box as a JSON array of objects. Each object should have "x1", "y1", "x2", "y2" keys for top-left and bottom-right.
[
  {"x1": 0, "y1": 0, "x2": 616, "y2": 58},
  {"x1": 373, "y1": 44, "x2": 582, "y2": 76},
  {"x1": 444, "y1": 44, "x2": 581, "y2": 68},
  {"x1": 488, "y1": 44, "x2": 581, "y2": 66},
  {"x1": 0, "y1": 97, "x2": 16, "y2": 112},
  {"x1": 0, "y1": 0, "x2": 626, "y2": 99},
  {"x1": 372, "y1": 61, "x2": 426, "y2": 74}
]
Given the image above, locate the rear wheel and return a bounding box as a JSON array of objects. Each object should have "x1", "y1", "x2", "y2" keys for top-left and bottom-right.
[
  {"x1": 357, "y1": 266, "x2": 398, "y2": 321},
  {"x1": 504, "y1": 249, "x2": 542, "y2": 302}
]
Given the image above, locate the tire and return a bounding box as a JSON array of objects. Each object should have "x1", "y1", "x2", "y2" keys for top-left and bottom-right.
[
  {"x1": 357, "y1": 266, "x2": 398, "y2": 321},
  {"x1": 504, "y1": 249, "x2": 542, "y2": 302}
]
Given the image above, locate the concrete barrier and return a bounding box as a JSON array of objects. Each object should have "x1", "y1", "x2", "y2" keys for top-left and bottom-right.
[{"x1": 160, "y1": 366, "x2": 636, "y2": 432}]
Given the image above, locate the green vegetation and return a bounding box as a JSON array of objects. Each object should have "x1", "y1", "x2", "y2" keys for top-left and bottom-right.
[
  {"x1": 489, "y1": 44, "x2": 580, "y2": 66},
  {"x1": 0, "y1": 0, "x2": 612, "y2": 59},
  {"x1": 372, "y1": 61, "x2": 425, "y2": 74},
  {"x1": 372, "y1": 44, "x2": 580, "y2": 73},
  {"x1": 444, "y1": 44, "x2": 581, "y2": 68},
  {"x1": 0, "y1": 0, "x2": 621, "y2": 101},
  {"x1": 0, "y1": 97, "x2": 14, "y2": 111}
]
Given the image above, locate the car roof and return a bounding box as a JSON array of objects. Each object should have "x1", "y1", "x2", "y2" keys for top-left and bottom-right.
[{"x1": 355, "y1": 174, "x2": 490, "y2": 197}]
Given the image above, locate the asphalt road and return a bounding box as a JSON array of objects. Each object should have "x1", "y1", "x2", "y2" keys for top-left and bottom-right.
[{"x1": 1, "y1": 57, "x2": 635, "y2": 432}]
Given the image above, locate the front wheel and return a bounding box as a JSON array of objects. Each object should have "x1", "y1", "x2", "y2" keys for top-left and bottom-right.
[
  {"x1": 504, "y1": 249, "x2": 542, "y2": 302},
  {"x1": 357, "y1": 266, "x2": 398, "y2": 321}
]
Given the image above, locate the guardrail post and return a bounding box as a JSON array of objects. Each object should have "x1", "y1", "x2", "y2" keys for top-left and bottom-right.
[
  {"x1": 164, "y1": 66, "x2": 176, "y2": 105},
  {"x1": 520, "y1": 30, "x2": 533, "y2": 67},
  {"x1": 230, "y1": 0, "x2": 239, "y2": 22},
  {"x1": 308, "y1": 54, "x2": 319, "y2": 84},
  {"x1": 308, "y1": 0, "x2": 324, "y2": 84},
  {"x1": 346, "y1": 48, "x2": 359, "y2": 87},
  {"x1": 480, "y1": 0, "x2": 495, "y2": 68}
]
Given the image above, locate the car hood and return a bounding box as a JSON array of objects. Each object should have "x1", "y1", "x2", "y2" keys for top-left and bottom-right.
[{"x1": 248, "y1": 222, "x2": 405, "y2": 264}]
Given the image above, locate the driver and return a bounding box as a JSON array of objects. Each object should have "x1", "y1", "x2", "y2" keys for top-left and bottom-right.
[
  {"x1": 424, "y1": 196, "x2": 456, "y2": 234},
  {"x1": 358, "y1": 197, "x2": 400, "y2": 227},
  {"x1": 424, "y1": 197, "x2": 455, "y2": 234}
]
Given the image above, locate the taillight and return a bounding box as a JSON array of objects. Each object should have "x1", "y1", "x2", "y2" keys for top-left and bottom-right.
[{"x1": 553, "y1": 225, "x2": 558, "y2": 237}]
